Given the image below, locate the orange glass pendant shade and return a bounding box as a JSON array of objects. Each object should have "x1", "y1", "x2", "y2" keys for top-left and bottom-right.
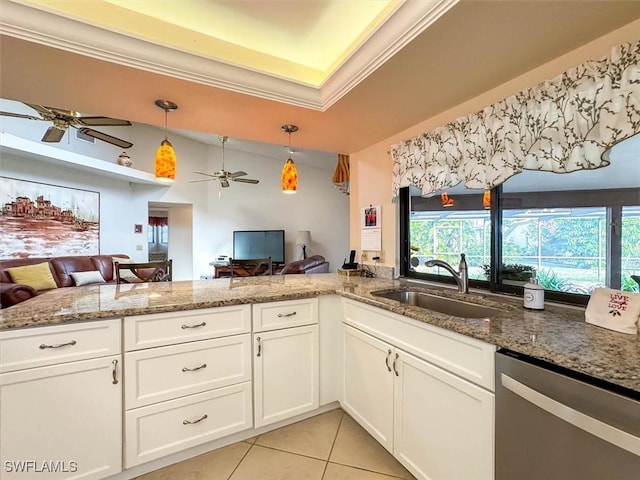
[
  {"x1": 155, "y1": 139, "x2": 176, "y2": 183},
  {"x1": 483, "y1": 190, "x2": 491, "y2": 209},
  {"x1": 281, "y1": 158, "x2": 298, "y2": 194},
  {"x1": 441, "y1": 192, "x2": 454, "y2": 207}
]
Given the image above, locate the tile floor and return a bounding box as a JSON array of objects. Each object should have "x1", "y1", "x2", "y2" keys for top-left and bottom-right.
[{"x1": 136, "y1": 409, "x2": 416, "y2": 480}]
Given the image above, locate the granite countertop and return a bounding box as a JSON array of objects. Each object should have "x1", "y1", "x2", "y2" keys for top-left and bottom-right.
[{"x1": 1, "y1": 273, "x2": 638, "y2": 394}]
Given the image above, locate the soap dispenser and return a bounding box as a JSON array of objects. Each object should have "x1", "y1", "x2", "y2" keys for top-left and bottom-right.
[{"x1": 523, "y1": 269, "x2": 544, "y2": 310}]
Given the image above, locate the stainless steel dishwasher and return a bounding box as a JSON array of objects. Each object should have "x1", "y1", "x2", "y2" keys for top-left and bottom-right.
[{"x1": 495, "y1": 349, "x2": 640, "y2": 480}]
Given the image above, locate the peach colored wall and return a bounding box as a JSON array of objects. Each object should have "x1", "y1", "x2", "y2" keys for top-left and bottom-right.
[{"x1": 350, "y1": 19, "x2": 640, "y2": 271}]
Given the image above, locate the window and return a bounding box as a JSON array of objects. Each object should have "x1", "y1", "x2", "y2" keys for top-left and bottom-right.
[
  {"x1": 400, "y1": 136, "x2": 640, "y2": 305},
  {"x1": 148, "y1": 216, "x2": 169, "y2": 245}
]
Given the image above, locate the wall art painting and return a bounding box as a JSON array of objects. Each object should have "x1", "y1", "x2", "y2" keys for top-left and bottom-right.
[{"x1": 0, "y1": 177, "x2": 100, "y2": 258}]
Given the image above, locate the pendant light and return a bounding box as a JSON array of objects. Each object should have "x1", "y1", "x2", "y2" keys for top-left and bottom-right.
[
  {"x1": 441, "y1": 192, "x2": 454, "y2": 207},
  {"x1": 332, "y1": 154, "x2": 350, "y2": 195},
  {"x1": 281, "y1": 124, "x2": 298, "y2": 194},
  {"x1": 154, "y1": 99, "x2": 177, "y2": 183},
  {"x1": 483, "y1": 190, "x2": 491, "y2": 209}
]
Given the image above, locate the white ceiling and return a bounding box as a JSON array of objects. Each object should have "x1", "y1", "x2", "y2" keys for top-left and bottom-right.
[{"x1": 1, "y1": 0, "x2": 639, "y2": 164}]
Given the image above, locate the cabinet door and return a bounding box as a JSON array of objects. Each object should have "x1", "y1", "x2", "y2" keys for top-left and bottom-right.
[
  {"x1": 394, "y1": 350, "x2": 494, "y2": 480},
  {"x1": 253, "y1": 324, "x2": 319, "y2": 427},
  {"x1": 342, "y1": 325, "x2": 394, "y2": 452},
  {"x1": 1, "y1": 355, "x2": 122, "y2": 480}
]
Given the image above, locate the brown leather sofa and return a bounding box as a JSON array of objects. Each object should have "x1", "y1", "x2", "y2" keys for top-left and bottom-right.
[
  {"x1": 278, "y1": 255, "x2": 329, "y2": 274},
  {"x1": 0, "y1": 254, "x2": 129, "y2": 308}
]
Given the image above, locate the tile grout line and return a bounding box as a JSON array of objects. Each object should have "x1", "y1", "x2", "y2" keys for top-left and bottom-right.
[
  {"x1": 321, "y1": 409, "x2": 346, "y2": 479},
  {"x1": 328, "y1": 460, "x2": 413, "y2": 479},
  {"x1": 225, "y1": 441, "x2": 255, "y2": 480}
]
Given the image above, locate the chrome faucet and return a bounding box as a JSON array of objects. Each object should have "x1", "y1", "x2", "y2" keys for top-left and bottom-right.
[{"x1": 425, "y1": 253, "x2": 469, "y2": 293}]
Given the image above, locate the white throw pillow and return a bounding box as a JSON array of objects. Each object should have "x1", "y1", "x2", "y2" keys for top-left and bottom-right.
[{"x1": 70, "y1": 270, "x2": 106, "y2": 286}]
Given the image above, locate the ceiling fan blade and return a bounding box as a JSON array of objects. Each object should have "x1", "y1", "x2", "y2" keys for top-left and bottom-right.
[
  {"x1": 78, "y1": 127, "x2": 133, "y2": 149},
  {"x1": 42, "y1": 126, "x2": 66, "y2": 142},
  {"x1": 220, "y1": 179, "x2": 230, "y2": 188},
  {"x1": 233, "y1": 178, "x2": 260, "y2": 184},
  {"x1": 227, "y1": 171, "x2": 247, "y2": 178},
  {"x1": 193, "y1": 171, "x2": 221, "y2": 179},
  {"x1": 24, "y1": 103, "x2": 55, "y2": 118},
  {"x1": 188, "y1": 179, "x2": 216, "y2": 183},
  {"x1": 0, "y1": 111, "x2": 43, "y2": 121},
  {"x1": 77, "y1": 116, "x2": 132, "y2": 127}
]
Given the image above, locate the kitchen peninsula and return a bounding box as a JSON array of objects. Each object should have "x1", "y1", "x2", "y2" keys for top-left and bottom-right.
[{"x1": 1, "y1": 274, "x2": 638, "y2": 480}]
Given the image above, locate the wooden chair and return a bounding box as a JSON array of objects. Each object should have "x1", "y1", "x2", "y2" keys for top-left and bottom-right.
[
  {"x1": 115, "y1": 260, "x2": 173, "y2": 284},
  {"x1": 229, "y1": 258, "x2": 272, "y2": 277}
]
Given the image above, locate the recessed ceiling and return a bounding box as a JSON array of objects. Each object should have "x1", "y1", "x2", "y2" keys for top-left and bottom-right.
[
  {"x1": 1, "y1": 1, "x2": 639, "y2": 158},
  {"x1": 18, "y1": 0, "x2": 400, "y2": 85},
  {"x1": 5, "y1": 0, "x2": 455, "y2": 109}
]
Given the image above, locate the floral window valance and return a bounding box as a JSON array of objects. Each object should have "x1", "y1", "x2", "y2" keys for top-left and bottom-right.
[{"x1": 390, "y1": 40, "x2": 640, "y2": 199}]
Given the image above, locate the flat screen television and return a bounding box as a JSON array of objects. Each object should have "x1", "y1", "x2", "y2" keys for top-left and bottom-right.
[{"x1": 233, "y1": 230, "x2": 285, "y2": 264}]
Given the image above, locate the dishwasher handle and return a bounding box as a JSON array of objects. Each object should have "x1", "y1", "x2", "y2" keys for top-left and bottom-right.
[{"x1": 501, "y1": 373, "x2": 640, "y2": 457}]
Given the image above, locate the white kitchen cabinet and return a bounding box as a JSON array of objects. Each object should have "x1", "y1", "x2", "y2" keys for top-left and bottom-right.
[
  {"x1": 342, "y1": 304, "x2": 495, "y2": 480},
  {"x1": 125, "y1": 334, "x2": 251, "y2": 409},
  {"x1": 125, "y1": 382, "x2": 252, "y2": 467},
  {"x1": 123, "y1": 308, "x2": 253, "y2": 468},
  {"x1": 342, "y1": 324, "x2": 394, "y2": 450},
  {"x1": 252, "y1": 299, "x2": 319, "y2": 428},
  {"x1": 394, "y1": 346, "x2": 494, "y2": 480},
  {"x1": 0, "y1": 319, "x2": 122, "y2": 480}
]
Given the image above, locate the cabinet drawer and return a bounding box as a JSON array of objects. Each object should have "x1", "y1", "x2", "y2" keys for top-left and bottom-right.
[
  {"x1": 124, "y1": 305, "x2": 251, "y2": 351},
  {"x1": 253, "y1": 298, "x2": 318, "y2": 332},
  {"x1": 125, "y1": 334, "x2": 251, "y2": 408},
  {"x1": 125, "y1": 382, "x2": 253, "y2": 467},
  {"x1": 343, "y1": 299, "x2": 495, "y2": 391},
  {"x1": 0, "y1": 319, "x2": 121, "y2": 373}
]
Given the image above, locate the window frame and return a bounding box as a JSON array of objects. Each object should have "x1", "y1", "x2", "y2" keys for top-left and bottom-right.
[{"x1": 399, "y1": 185, "x2": 639, "y2": 307}]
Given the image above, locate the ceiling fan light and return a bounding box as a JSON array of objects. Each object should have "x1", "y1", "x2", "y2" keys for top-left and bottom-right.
[
  {"x1": 281, "y1": 157, "x2": 298, "y2": 194},
  {"x1": 155, "y1": 138, "x2": 176, "y2": 183}
]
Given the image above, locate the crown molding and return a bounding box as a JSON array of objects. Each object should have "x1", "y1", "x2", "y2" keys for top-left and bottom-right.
[
  {"x1": 1, "y1": 0, "x2": 457, "y2": 111},
  {"x1": 320, "y1": 0, "x2": 458, "y2": 109}
]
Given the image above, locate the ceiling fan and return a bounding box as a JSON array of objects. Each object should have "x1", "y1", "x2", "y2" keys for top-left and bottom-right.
[
  {"x1": 191, "y1": 135, "x2": 259, "y2": 187},
  {"x1": 0, "y1": 102, "x2": 133, "y2": 148}
]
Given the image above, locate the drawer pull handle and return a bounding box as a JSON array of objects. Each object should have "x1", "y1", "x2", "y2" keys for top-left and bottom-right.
[
  {"x1": 182, "y1": 363, "x2": 207, "y2": 372},
  {"x1": 277, "y1": 311, "x2": 297, "y2": 318},
  {"x1": 256, "y1": 336, "x2": 262, "y2": 357},
  {"x1": 393, "y1": 353, "x2": 399, "y2": 377},
  {"x1": 181, "y1": 322, "x2": 207, "y2": 329},
  {"x1": 183, "y1": 414, "x2": 208, "y2": 425},
  {"x1": 385, "y1": 349, "x2": 392, "y2": 372},
  {"x1": 112, "y1": 359, "x2": 119, "y2": 384},
  {"x1": 39, "y1": 340, "x2": 77, "y2": 349}
]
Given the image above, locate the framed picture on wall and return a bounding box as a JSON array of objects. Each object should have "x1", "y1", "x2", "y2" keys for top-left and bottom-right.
[
  {"x1": 361, "y1": 204, "x2": 381, "y2": 229},
  {"x1": 0, "y1": 176, "x2": 100, "y2": 258}
]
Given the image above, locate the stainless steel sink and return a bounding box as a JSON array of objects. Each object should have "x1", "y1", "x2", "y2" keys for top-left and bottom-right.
[{"x1": 371, "y1": 289, "x2": 501, "y2": 318}]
